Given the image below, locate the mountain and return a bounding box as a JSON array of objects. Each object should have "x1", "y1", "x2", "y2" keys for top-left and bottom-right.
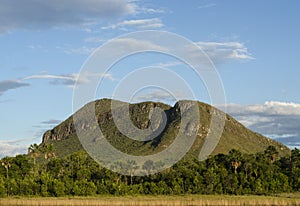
[{"x1": 42, "y1": 99, "x2": 290, "y2": 159}]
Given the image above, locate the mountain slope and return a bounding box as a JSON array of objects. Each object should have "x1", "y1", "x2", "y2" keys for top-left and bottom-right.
[{"x1": 42, "y1": 99, "x2": 290, "y2": 159}]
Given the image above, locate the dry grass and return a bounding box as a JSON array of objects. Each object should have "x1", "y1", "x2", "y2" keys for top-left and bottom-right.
[{"x1": 1, "y1": 195, "x2": 300, "y2": 206}]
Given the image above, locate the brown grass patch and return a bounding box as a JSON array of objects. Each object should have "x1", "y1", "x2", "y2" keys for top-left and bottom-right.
[{"x1": 1, "y1": 195, "x2": 300, "y2": 206}]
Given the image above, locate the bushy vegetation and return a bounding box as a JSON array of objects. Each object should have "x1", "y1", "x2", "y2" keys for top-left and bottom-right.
[{"x1": 0, "y1": 145, "x2": 300, "y2": 197}]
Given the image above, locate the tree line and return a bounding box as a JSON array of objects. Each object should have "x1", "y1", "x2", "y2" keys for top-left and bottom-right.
[{"x1": 0, "y1": 145, "x2": 300, "y2": 197}]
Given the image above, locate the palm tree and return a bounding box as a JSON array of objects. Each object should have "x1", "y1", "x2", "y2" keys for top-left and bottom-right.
[
  {"x1": 1, "y1": 157, "x2": 12, "y2": 179},
  {"x1": 1, "y1": 157, "x2": 12, "y2": 196},
  {"x1": 28, "y1": 144, "x2": 40, "y2": 166},
  {"x1": 41, "y1": 144, "x2": 56, "y2": 160},
  {"x1": 127, "y1": 160, "x2": 139, "y2": 185},
  {"x1": 229, "y1": 149, "x2": 242, "y2": 173}
]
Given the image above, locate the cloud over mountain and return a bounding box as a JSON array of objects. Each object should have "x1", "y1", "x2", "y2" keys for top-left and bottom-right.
[{"x1": 224, "y1": 101, "x2": 300, "y2": 148}]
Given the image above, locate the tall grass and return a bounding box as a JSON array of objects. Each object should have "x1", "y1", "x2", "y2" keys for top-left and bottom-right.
[{"x1": 1, "y1": 195, "x2": 300, "y2": 206}]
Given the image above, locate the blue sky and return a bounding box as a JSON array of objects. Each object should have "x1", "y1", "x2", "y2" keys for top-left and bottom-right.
[{"x1": 0, "y1": 0, "x2": 300, "y2": 157}]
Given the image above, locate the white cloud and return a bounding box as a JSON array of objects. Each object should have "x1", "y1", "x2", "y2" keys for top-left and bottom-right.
[
  {"x1": 132, "y1": 89, "x2": 185, "y2": 103},
  {"x1": 23, "y1": 74, "x2": 79, "y2": 86},
  {"x1": 138, "y1": 8, "x2": 165, "y2": 14},
  {"x1": 108, "y1": 38, "x2": 169, "y2": 53},
  {"x1": 222, "y1": 101, "x2": 300, "y2": 148},
  {"x1": 23, "y1": 72, "x2": 114, "y2": 87},
  {"x1": 102, "y1": 18, "x2": 164, "y2": 30},
  {"x1": 198, "y1": 3, "x2": 217, "y2": 9},
  {"x1": 134, "y1": 90, "x2": 175, "y2": 102},
  {"x1": 64, "y1": 38, "x2": 251, "y2": 64},
  {"x1": 152, "y1": 61, "x2": 183, "y2": 68},
  {"x1": 0, "y1": 0, "x2": 137, "y2": 33},
  {"x1": 23, "y1": 74, "x2": 76, "y2": 81},
  {"x1": 225, "y1": 101, "x2": 300, "y2": 118},
  {"x1": 61, "y1": 36, "x2": 167, "y2": 55},
  {"x1": 0, "y1": 140, "x2": 28, "y2": 158},
  {"x1": 196, "y1": 42, "x2": 254, "y2": 62},
  {"x1": 267, "y1": 134, "x2": 298, "y2": 139},
  {"x1": 246, "y1": 101, "x2": 300, "y2": 116}
]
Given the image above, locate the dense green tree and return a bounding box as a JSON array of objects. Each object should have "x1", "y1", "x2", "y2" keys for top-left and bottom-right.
[
  {"x1": 19, "y1": 176, "x2": 36, "y2": 195},
  {"x1": 264, "y1": 145, "x2": 279, "y2": 164},
  {"x1": 0, "y1": 175, "x2": 6, "y2": 197},
  {"x1": 203, "y1": 167, "x2": 219, "y2": 194},
  {"x1": 50, "y1": 179, "x2": 65, "y2": 197},
  {"x1": 73, "y1": 179, "x2": 96, "y2": 196},
  {"x1": 1, "y1": 147, "x2": 300, "y2": 197}
]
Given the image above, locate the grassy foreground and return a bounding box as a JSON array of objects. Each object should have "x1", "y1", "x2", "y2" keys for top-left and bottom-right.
[{"x1": 1, "y1": 195, "x2": 300, "y2": 206}]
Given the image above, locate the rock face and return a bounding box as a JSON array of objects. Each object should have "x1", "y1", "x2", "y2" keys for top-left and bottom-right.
[
  {"x1": 43, "y1": 99, "x2": 171, "y2": 143},
  {"x1": 42, "y1": 98, "x2": 290, "y2": 158},
  {"x1": 42, "y1": 122, "x2": 74, "y2": 142}
]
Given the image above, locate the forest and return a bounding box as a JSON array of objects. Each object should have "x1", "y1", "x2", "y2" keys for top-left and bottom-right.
[{"x1": 0, "y1": 145, "x2": 300, "y2": 197}]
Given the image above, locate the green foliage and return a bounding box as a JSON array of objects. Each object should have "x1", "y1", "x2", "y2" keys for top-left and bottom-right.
[
  {"x1": 73, "y1": 180, "x2": 96, "y2": 196},
  {"x1": 19, "y1": 176, "x2": 36, "y2": 195},
  {"x1": 0, "y1": 175, "x2": 6, "y2": 197},
  {"x1": 1, "y1": 147, "x2": 300, "y2": 197},
  {"x1": 50, "y1": 179, "x2": 65, "y2": 197}
]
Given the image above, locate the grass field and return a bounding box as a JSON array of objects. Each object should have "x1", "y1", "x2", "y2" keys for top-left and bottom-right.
[{"x1": 1, "y1": 195, "x2": 300, "y2": 206}]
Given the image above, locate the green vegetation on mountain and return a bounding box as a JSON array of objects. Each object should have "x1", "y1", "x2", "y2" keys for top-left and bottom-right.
[{"x1": 42, "y1": 98, "x2": 289, "y2": 159}]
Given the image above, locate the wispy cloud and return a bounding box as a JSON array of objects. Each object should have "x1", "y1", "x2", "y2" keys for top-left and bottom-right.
[
  {"x1": 222, "y1": 101, "x2": 300, "y2": 148},
  {"x1": 151, "y1": 61, "x2": 183, "y2": 68},
  {"x1": 23, "y1": 74, "x2": 79, "y2": 86},
  {"x1": 0, "y1": 0, "x2": 137, "y2": 33},
  {"x1": 86, "y1": 38, "x2": 252, "y2": 66},
  {"x1": 226, "y1": 101, "x2": 300, "y2": 118},
  {"x1": 102, "y1": 38, "x2": 169, "y2": 54},
  {"x1": 132, "y1": 89, "x2": 184, "y2": 103},
  {"x1": 196, "y1": 42, "x2": 254, "y2": 62},
  {"x1": 62, "y1": 37, "x2": 251, "y2": 64},
  {"x1": 0, "y1": 80, "x2": 30, "y2": 96},
  {"x1": 23, "y1": 72, "x2": 114, "y2": 87},
  {"x1": 198, "y1": 3, "x2": 216, "y2": 9},
  {"x1": 138, "y1": 8, "x2": 165, "y2": 14},
  {"x1": 102, "y1": 18, "x2": 164, "y2": 30},
  {"x1": 0, "y1": 72, "x2": 114, "y2": 97},
  {"x1": 40, "y1": 119, "x2": 61, "y2": 125}
]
